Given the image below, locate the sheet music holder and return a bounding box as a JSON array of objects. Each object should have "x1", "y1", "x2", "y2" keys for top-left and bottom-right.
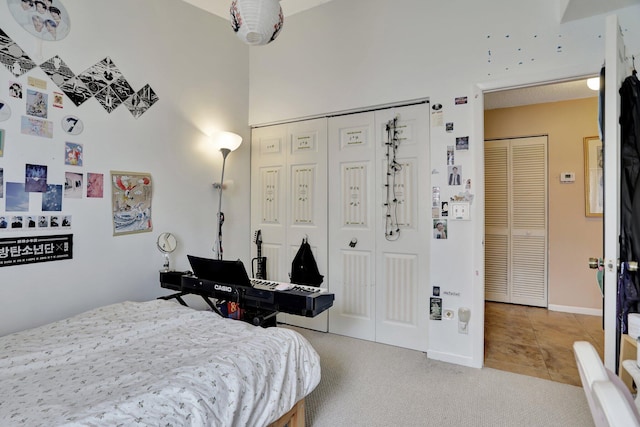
[{"x1": 187, "y1": 255, "x2": 253, "y2": 288}]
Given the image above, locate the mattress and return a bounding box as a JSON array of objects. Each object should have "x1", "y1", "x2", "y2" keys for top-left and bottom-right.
[{"x1": 0, "y1": 299, "x2": 321, "y2": 426}]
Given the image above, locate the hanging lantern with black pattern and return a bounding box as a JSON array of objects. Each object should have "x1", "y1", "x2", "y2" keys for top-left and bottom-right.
[{"x1": 230, "y1": 0, "x2": 284, "y2": 46}]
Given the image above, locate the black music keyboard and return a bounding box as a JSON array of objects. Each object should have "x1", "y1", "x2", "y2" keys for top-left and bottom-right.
[
  {"x1": 247, "y1": 279, "x2": 333, "y2": 318},
  {"x1": 160, "y1": 271, "x2": 334, "y2": 318}
]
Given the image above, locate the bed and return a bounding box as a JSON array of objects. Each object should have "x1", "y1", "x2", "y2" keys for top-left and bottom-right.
[{"x1": 0, "y1": 299, "x2": 320, "y2": 426}]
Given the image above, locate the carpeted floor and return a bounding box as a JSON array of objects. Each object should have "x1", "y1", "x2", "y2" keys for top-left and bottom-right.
[{"x1": 285, "y1": 326, "x2": 594, "y2": 427}]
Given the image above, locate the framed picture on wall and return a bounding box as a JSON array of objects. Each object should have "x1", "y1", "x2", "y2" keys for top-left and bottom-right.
[{"x1": 584, "y1": 136, "x2": 603, "y2": 217}]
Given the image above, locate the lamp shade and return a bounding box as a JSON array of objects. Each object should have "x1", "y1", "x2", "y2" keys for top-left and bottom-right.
[
  {"x1": 214, "y1": 131, "x2": 243, "y2": 152},
  {"x1": 230, "y1": 0, "x2": 284, "y2": 46}
]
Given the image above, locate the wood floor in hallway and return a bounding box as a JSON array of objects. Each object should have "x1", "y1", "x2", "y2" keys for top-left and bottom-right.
[{"x1": 484, "y1": 301, "x2": 604, "y2": 386}]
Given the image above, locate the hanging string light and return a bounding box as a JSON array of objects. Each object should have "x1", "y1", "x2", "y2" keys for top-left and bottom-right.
[
  {"x1": 230, "y1": 0, "x2": 284, "y2": 46},
  {"x1": 384, "y1": 116, "x2": 402, "y2": 241}
]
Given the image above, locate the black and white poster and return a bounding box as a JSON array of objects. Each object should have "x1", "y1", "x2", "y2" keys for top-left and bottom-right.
[{"x1": 0, "y1": 234, "x2": 73, "y2": 267}]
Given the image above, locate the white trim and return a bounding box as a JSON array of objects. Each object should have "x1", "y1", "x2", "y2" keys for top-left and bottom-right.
[
  {"x1": 548, "y1": 304, "x2": 602, "y2": 317},
  {"x1": 250, "y1": 97, "x2": 430, "y2": 128},
  {"x1": 474, "y1": 63, "x2": 600, "y2": 371},
  {"x1": 427, "y1": 350, "x2": 480, "y2": 369}
]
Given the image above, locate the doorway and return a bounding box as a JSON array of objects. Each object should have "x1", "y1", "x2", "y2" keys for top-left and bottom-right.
[{"x1": 482, "y1": 80, "x2": 604, "y2": 383}]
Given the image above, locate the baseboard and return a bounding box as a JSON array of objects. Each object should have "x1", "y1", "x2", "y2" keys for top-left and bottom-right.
[
  {"x1": 427, "y1": 350, "x2": 481, "y2": 368},
  {"x1": 548, "y1": 304, "x2": 602, "y2": 317}
]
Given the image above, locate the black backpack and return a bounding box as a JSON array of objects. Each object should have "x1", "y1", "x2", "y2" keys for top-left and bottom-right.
[{"x1": 290, "y1": 237, "x2": 323, "y2": 287}]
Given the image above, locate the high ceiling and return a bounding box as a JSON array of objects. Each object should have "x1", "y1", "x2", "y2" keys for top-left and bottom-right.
[
  {"x1": 181, "y1": 0, "x2": 335, "y2": 19},
  {"x1": 182, "y1": 0, "x2": 640, "y2": 21}
]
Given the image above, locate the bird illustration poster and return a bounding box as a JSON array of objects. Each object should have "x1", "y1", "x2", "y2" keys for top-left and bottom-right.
[{"x1": 110, "y1": 171, "x2": 152, "y2": 236}]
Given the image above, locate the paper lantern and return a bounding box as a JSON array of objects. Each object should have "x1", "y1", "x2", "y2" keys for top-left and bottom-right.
[{"x1": 230, "y1": 0, "x2": 284, "y2": 46}]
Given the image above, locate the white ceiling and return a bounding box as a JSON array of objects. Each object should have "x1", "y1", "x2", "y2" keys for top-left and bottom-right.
[
  {"x1": 484, "y1": 79, "x2": 598, "y2": 110},
  {"x1": 561, "y1": 0, "x2": 640, "y2": 22},
  {"x1": 183, "y1": 0, "x2": 640, "y2": 21},
  {"x1": 181, "y1": 0, "x2": 335, "y2": 19}
]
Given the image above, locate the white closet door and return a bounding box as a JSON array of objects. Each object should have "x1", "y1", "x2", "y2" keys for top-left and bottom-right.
[
  {"x1": 251, "y1": 124, "x2": 288, "y2": 284},
  {"x1": 485, "y1": 140, "x2": 510, "y2": 302},
  {"x1": 485, "y1": 136, "x2": 548, "y2": 307},
  {"x1": 251, "y1": 119, "x2": 329, "y2": 331},
  {"x1": 279, "y1": 118, "x2": 328, "y2": 330},
  {"x1": 328, "y1": 111, "x2": 377, "y2": 341},
  {"x1": 374, "y1": 104, "x2": 429, "y2": 351}
]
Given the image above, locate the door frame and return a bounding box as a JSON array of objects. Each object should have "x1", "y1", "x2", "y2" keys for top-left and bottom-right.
[{"x1": 472, "y1": 69, "x2": 605, "y2": 368}]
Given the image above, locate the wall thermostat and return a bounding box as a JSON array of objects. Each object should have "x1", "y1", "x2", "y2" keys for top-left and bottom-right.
[{"x1": 560, "y1": 172, "x2": 575, "y2": 183}]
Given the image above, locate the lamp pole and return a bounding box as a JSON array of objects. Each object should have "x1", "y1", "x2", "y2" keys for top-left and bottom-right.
[{"x1": 214, "y1": 147, "x2": 231, "y2": 260}]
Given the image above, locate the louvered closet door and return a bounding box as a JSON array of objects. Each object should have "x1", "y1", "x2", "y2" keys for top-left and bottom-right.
[{"x1": 485, "y1": 136, "x2": 548, "y2": 307}]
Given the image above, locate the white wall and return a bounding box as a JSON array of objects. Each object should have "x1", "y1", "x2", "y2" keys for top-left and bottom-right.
[
  {"x1": 0, "y1": 0, "x2": 251, "y2": 335},
  {"x1": 248, "y1": 0, "x2": 640, "y2": 367}
]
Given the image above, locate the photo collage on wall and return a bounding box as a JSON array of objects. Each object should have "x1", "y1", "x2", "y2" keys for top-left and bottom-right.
[
  {"x1": 431, "y1": 96, "x2": 475, "y2": 240},
  {"x1": 0, "y1": 22, "x2": 156, "y2": 235},
  {"x1": 0, "y1": 71, "x2": 105, "y2": 233}
]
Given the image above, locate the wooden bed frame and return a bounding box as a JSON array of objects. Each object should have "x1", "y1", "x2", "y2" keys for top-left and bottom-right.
[{"x1": 269, "y1": 399, "x2": 305, "y2": 427}]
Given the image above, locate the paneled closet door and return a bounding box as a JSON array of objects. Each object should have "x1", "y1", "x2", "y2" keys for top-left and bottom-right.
[
  {"x1": 251, "y1": 124, "x2": 288, "y2": 285},
  {"x1": 250, "y1": 119, "x2": 329, "y2": 331},
  {"x1": 327, "y1": 103, "x2": 429, "y2": 351},
  {"x1": 279, "y1": 118, "x2": 328, "y2": 330},
  {"x1": 328, "y1": 111, "x2": 377, "y2": 341},
  {"x1": 485, "y1": 136, "x2": 548, "y2": 307},
  {"x1": 373, "y1": 104, "x2": 429, "y2": 352}
]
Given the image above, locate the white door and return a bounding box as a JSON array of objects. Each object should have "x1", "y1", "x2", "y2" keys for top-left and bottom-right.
[
  {"x1": 328, "y1": 104, "x2": 429, "y2": 351},
  {"x1": 251, "y1": 124, "x2": 288, "y2": 283},
  {"x1": 374, "y1": 105, "x2": 430, "y2": 351},
  {"x1": 328, "y1": 111, "x2": 377, "y2": 341},
  {"x1": 279, "y1": 119, "x2": 329, "y2": 330},
  {"x1": 485, "y1": 136, "x2": 548, "y2": 308},
  {"x1": 250, "y1": 119, "x2": 329, "y2": 331},
  {"x1": 602, "y1": 14, "x2": 627, "y2": 370}
]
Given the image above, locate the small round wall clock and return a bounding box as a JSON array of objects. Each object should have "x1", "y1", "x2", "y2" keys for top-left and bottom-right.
[{"x1": 8, "y1": 0, "x2": 71, "y2": 41}]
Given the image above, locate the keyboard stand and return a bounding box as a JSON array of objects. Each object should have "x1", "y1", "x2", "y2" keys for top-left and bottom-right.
[{"x1": 158, "y1": 291, "x2": 224, "y2": 316}]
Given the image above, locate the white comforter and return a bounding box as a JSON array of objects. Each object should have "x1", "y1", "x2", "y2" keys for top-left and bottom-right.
[{"x1": 0, "y1": 299, "x2": 320, "y2": 426}]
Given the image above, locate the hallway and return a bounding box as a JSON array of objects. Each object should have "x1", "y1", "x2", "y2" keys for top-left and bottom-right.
[{"x1": 484, "y1": 301, "x2": 604, "y2": 386}]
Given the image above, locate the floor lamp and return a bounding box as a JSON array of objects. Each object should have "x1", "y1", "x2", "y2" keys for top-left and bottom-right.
[{"x1": 212, "y1": 131, "x2": 243, "y2": 260}]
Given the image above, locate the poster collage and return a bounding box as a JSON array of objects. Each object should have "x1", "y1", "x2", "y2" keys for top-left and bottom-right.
[
  {"x1": 429, "y1": 96, "x2": 475, "y2": 321},
  {"x1": 0, "y1": 71, "x2": 106, "y2": 232},
  {"x1": 430, "y1": 96, "x2": 474, "y2": 243},
  {"x1": 0, "y1": 8, "x2": 156, "y2": 237}
]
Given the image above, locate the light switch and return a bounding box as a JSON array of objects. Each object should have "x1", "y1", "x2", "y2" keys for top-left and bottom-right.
[{"x1": 451, "y1": 202, "x2": 470, "y2": 220}]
